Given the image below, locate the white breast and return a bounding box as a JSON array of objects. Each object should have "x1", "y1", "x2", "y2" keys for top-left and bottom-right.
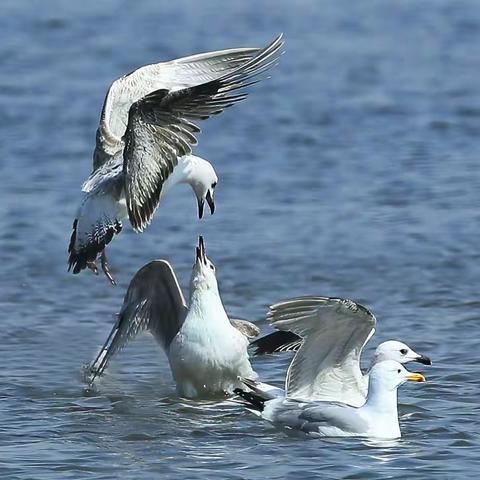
[{"x1": 168, "y1": 302, "x2": 255, "y2": 398}]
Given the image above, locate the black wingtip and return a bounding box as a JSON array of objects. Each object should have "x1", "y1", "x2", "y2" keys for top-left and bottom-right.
[
  {"x1": 234, "y1": 388, "x2": 266, "y2": 412},
  {"x1": 250, "y1": 330, "x2": 302, "y2": 355}
]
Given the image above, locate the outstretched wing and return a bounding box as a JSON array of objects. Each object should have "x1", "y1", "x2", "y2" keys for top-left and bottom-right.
[
  {"x1": 267, "y1": 296, "x2": 376, "y2": 406},
  {"x1": 122, "y1": 34, "x2": 284, "y2": 231},
  {"x1": 89, "y1": 260, "x2": 187, "y2": 382},
  {"x1": 94, "y1": 46, "x2": 264, "y2": 169}
]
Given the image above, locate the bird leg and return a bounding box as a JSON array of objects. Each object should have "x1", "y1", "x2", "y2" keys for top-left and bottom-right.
[{"x1": 101, "y1": 250, "x2": 116, "y2": 286}]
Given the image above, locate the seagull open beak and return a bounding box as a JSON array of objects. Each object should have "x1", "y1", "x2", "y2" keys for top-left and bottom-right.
[
  {"x1": 206, "y1": 189, "x2": 215, "y2": 215},
  {"x1": 197, "y1": 198, "x2": 205, "y2": 219},
  {"x1": 195, "y1": 236, "x2": 206, "y2": 264},
  {"x1": 414, "y1": 354, "x2": 432, "y2": 366},
  {"x1": 406, "y1": 372, "x2": 426, "y2": 382}
]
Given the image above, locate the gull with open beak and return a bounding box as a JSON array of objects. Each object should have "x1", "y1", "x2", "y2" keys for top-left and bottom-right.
[
  {"x1": 68, "y1": 34, "x2": 284, "y2": 284},
  {"x1": 88, "y1": 236, "x2": 259, "y2": 398},
  {"x1": 69, "y1": 154, "x2": 218, "y2": 285},
  {"x1": 235, "y1": 360, "x2": 426, "y2": 439},
  {"x1": 197, "y1": 179, "x2": 216, "y2": 219}
]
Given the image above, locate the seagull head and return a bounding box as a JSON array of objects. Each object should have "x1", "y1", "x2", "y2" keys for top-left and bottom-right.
[
  {"x1": 374, "y1": 340, "x2": 432, "y2": 366},
  {"x1": 369, "y1": 360, "x2": 426, "y2": 392},
  {"x1": 190, "y1": 236, "x2": 219, "y2": 293},
  {"x1": 189, "y1": 159, "x2": 218, "y2": 219}
]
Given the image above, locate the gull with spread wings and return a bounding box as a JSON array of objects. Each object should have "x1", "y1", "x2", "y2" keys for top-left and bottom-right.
[
  {"x1": 248, "y1": 296, "x2": 431, "y2": 407},
  {"x1": 88, "y1": 236, "x2": 260, "y2": 398},
  {"x1": 68, "y1": 35, "x2": 284, "y2": 284}
]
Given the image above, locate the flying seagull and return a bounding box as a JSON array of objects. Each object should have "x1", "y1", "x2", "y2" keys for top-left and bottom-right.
[
  {"x1": 69, "y1": 153, "x2": 217, "y2": 284},
  {"x1": 68, "y1": 34, "x2": 284, "y2": 284},
  {"x1": 235, "y1": 360, "x2": 426, "y2": 439},
  {"x1": 88, "y1": 236, "x2": 259, "y2": 398},
  {"x1": 248, "y1": 296, "x2": 431, "y2": 406}
]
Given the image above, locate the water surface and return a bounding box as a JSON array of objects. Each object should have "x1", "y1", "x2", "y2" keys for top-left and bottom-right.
[{"x1": 1, "y1": 1, "x2": 480, "y2": 478}]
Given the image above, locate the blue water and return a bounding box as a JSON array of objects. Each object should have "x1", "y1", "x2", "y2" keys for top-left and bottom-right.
[{"x1": 1, "y1": 0, "x2": 480, "y2": 478}]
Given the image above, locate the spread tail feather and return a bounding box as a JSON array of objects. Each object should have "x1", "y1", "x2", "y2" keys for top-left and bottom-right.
[{"x1": 68, "y1": 192, "x2": 124, "y2": 274}]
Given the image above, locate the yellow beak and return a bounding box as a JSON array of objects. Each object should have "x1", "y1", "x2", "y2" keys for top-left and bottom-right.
[{"x1": 407, "y1": 372, "x2": 426, "y2": 382}]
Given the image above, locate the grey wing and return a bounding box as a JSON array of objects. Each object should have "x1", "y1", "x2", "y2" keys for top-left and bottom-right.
[
  {"x1": 270, "y1": 399, "x2": 368, "y2": 436},
  {"x1": 229, "y1": 318, "x2": 260, "y2": 339},
  {"x1": 298, "y1": 403, "x2": 369, "y2": 435},
  {"x1": 123, "y1": 34, "x2": 284, "y2": 231},
  {"x1": 82, "y1": 153, "x2": 123, "y2": 193},
  {"x1": 89, "y1": 260, "x2": 187, "y2": 381},
  {"x1": 267, "y1": 297, "x2": 376, "y2": 405},
  {"x1": 93, "y1": 44, "x2": 273, "y2": 169}
]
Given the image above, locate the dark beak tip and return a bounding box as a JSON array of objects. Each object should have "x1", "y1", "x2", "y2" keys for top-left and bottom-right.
[
  {"x1": 417, "y1": 356, "x2": 432, "y2": 366},
  {"x1": 197, "y1": 236, "x2": 206, "y2": 262},
  {"x1": 198, "y1": 199, "x2": 204, "y2": 219},
  {"x1": 206, "y1": 190, "x2": 215, "y2": 215}
]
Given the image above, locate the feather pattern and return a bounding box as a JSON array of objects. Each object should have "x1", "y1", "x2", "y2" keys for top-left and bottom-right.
[
  {"x1": 89, "y1": 260, "x2": 187, "y2": 381},
  {"x1": 68, "y1": 164, "x2": 125, "y2": 274},
  {"x1": 267, "y1": 296, "x2": 376, "y2": 404},
  {"x1": 93, "y1": 45, "x2": 273, "y2": 169},
  {"x1": 122, "y1": 34, "x2": 284, "y2": 231},
  {"x1": 89, "y1": 260, "x2": 259, "y2": 382},
  {"x1": 229, "y1": 318, "x2": 260, "y2": 339},
  {"x1": 250, "y1": 330, "x2": 303, "y2": 355}
]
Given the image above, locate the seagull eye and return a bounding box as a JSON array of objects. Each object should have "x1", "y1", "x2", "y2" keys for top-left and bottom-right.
[
  {"x1": 397, "y1": 369, "x2": 401, "y2": 373},
  {"x1": 211, "y1": 182, "x2": 217, "y2": 188},
  {"x1": 400, "y1": 349, "x2": 408, "y2": 355},
  {"x1": 209, "y1": 264, "x2": 215, "y2": 270}
]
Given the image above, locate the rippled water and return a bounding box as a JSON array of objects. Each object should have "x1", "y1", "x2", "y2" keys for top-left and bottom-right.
[{"x1": 1, "y1": 0, "x2": 480, "y2": 478}]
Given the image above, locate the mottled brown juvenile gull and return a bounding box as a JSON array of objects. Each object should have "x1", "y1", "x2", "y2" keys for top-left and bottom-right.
[{"x1": 68, "y1": 35, "x2": 284, "y2": 284}]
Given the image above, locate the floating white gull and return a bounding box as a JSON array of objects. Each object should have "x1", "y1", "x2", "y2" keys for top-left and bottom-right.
[
  {"x1": 68, "y1": 35, "x2": 284, "y2": 284},
  {"x1": 236, "y1": 360, "x2": 426, "y2": 439},
  {"x1": 89, "y1": 236, "x2": 259, "y2": 398},
  {"x1": 249, "y1": 296, "x2": 431, "y2": 406}
]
